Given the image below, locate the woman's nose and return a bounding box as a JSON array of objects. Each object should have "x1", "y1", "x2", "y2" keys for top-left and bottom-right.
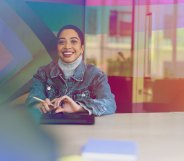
[{"x1": 64, "y1": 42, "x2": 71, "y2": 49}]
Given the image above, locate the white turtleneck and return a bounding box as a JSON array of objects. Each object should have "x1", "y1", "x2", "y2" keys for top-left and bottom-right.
[{"x1": 58, "y1": 55, "x2": 83, "y2": 79}]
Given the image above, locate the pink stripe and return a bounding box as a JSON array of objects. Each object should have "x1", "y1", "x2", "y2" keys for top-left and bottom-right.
[
  {"x1": 86, "y1": 0, "x2": 184, "y2": 6},
  {"x1": 86, "y1": 0, "x2": 132, "y2": 6}
]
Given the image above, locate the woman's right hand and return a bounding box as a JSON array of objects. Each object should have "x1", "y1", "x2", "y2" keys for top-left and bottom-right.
[{"x1": 37, "y1": 98, "x2": 54, "y2": 113}]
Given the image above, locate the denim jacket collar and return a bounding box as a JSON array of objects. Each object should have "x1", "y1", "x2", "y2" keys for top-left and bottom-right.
[
  {"x1": 50, "y1": 60, "x2": 86, "y2": 81},
  {"x1": 72, "y1": 61, "x2": 86, "y2": 81}
]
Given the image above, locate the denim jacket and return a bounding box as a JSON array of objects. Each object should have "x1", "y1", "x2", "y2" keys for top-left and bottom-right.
[{"x1": 26, "y1": 61, "x2": 116, "y2": 116}]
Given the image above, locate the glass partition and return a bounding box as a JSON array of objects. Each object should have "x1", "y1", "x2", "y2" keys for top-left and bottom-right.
[
  {"x1": 133, "y1": 0, "x2": 184, "y2": 112},
  {"x1": 85, "y1": 0, "x2": 134, "y2": 112},
  {"x1": 85, "y1": 0, "x2": 134, "y2": 77}
]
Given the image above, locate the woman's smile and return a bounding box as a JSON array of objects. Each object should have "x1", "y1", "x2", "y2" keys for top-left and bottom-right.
[{"x1": 62, "y1": 51, "x2": 74, "y2": 57}]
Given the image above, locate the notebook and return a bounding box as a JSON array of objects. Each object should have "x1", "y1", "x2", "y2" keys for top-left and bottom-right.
[
  {"x1": 81, "y1": 139, "x2": 138, "y2": 161},
  {"x1": 40, "y1": 112, "x2": 95, "y2": 125}
]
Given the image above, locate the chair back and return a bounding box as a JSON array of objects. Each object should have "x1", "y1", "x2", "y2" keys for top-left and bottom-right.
[{"x1": 108, "y1": 76, "x2": 132, "y2": 113}]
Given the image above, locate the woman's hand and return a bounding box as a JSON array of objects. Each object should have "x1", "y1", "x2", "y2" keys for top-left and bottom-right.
[
  {"x1": 52, "y1": 95, "x2": 85, "y2": 113},
  {"x1": 37, "y1": 98, "x2": 54, "y2": 113}
]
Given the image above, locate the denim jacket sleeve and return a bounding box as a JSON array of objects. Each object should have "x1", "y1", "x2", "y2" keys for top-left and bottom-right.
[
  {"x1": 78, "y1": 70, "x2": 117, "y2": 116},
  {"x1": 25, "y1": 68, "x2": 47, "y2": 107}
]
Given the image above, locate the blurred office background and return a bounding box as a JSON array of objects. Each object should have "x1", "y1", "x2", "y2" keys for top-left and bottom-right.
[{"x1": 0, "y1": 0, "x2": 184, "y2": 112}]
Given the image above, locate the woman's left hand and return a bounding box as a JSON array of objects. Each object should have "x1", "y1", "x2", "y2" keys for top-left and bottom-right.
[{"x1": 52, "y1": 95, "x2": 85, "y2": 113}]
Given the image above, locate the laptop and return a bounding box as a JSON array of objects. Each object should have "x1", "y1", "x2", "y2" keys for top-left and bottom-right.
[{"x1": 40, "y1": 112, "x2": 95, "y2": 125}]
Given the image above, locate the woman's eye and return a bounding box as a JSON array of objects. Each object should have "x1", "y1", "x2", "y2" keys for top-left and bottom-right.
[
  {"x1": 58, "y1": 41, "x2": 65, "y2": 45},
  {"x1": 71, "y1": 40, "x2": 78, "y2": 44}
]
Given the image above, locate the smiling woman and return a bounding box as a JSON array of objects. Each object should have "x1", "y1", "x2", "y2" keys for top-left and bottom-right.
[{"x1": 26, "y1": 25, "x2": 117, "y2": 116}]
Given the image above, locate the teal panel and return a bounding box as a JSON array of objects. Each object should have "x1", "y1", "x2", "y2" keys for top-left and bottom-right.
[{"x1": 27, "y1": 2, "x2": 85, "y2": 32}]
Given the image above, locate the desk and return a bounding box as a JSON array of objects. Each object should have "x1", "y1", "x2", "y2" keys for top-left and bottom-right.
[{"x1": 42, "y1": 113, "x2": 184, "y2": 161}]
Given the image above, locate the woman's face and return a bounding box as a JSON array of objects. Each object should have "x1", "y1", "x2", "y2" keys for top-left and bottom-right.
[{"x1": 57, "y1": 29, "x2": 84, "y2": 63}]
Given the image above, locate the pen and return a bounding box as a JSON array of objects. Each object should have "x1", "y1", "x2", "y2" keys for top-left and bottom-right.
[
  {"x1": 33, "y1": 96, "x2": 54, "y2": 106},
  {"x1": 33, "y1": 96, "x2": 45, "y2": 103}
]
